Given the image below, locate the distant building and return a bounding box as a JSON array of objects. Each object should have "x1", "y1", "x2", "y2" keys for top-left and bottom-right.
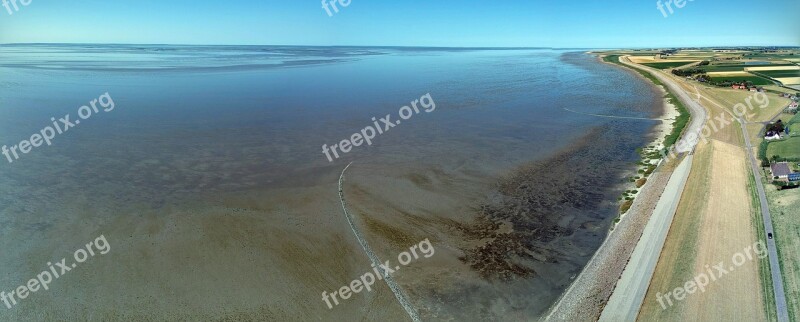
[
  {"x1": 770, "y1": 162, "x2": 792, "y2": 180},
  {"x1": 765, "y1": 131, "x2": 782, "y2": 140}
]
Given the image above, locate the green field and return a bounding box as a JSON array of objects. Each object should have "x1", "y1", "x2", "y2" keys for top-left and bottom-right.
[
  {"x1": 700, "y1": 63, "x2": 797, "y2": 73},
  {"x1": 702, "y1": 64, "x2": 747, "y2": 72},
  {"x1": 756, "y1": 70, "x2": 800, "y2": 78},
  {"x1": 641, "y1": 61, "x2": 696, "y2": 69},
  {"x1": 708, "y1": 74, "x2": 774, "y2": 85},
  {"x1": 767, "y1": 136, "x2": 800, "y2": 160}
]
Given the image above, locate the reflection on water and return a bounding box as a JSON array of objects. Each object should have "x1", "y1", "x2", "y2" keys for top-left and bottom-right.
[{"x1": 0, "y1": 45, "x2": 663, "y2": 319}]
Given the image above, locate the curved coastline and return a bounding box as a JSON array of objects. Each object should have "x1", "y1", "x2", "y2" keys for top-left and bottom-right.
[{"x1": 543, "y1": 53, "x2": 693, "y2": 321}]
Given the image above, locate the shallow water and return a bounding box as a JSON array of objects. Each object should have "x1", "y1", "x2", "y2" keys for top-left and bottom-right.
[{"x1": 0, "y1": 45, "x2": 663, "y2": 319}]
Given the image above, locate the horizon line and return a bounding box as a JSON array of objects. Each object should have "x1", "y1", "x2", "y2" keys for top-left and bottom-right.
[{"x1": 1, "y1": 43, "x2": 799, "y2": 50}]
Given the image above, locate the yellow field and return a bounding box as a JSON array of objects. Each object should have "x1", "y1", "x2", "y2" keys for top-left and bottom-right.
[
  {"x1": 745, "y1": 66, "x2": 800, "y2": 72},
  {"x1": 706, "y1": 71, "x2": 752, "y2": 77},
  {"x1": 628, "y1": 56, "x2": 656, "y2": 63},
  {"x1": 696, "y1": 87, "x2": 790, "y2": 123},
  {"x1": 639, "y1": 140, "x2": 768, "y2": 321},
  {"x1": 775, "y1": 77, "x2": 800, "y2": 85}
]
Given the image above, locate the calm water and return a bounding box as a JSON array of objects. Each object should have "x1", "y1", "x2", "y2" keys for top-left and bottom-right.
[{"x1": 0, "y1": 45, "x2": 662, "y2": 319}]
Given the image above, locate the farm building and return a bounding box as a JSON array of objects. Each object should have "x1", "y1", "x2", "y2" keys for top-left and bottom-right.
[{"x1": 770, "y1": 162, "x2": 792, "y2": 180}]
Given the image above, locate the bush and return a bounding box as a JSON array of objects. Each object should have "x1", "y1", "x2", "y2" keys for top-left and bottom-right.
[{"x1": 620, "y1": 200, "x2": 634, "y2": 214}]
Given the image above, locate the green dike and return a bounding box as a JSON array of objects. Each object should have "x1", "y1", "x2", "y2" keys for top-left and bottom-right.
[{"x1": 602, "y1": 55, "x2": 689, "y2": 150}]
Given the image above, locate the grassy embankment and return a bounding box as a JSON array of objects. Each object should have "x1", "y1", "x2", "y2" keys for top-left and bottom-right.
[
  {"x1": 641, "y1": 61, "x2": 697, "y2": 70},
  {"x1": 602, "y1": 54, "x2": 691, "y2": 216}
]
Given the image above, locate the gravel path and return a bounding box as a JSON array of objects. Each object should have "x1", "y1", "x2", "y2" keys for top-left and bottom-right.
[
  {"x1": 544, "y1": 165, "x2": 674, "y2": 321},
  {"x1": 598, "y1": 156, "x2": 693, "y2": 321}
]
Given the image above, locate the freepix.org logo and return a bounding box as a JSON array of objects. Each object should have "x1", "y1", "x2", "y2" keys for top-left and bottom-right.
[
  {"x1": 2, "y1": 0, "x2": 31, "y2": 15},
  {"x1": 321, "y1": 0, "x2": 351, "y2": 17},
  {"x1": 656, "y1": 0, "x2": 695, "y2": 18}
]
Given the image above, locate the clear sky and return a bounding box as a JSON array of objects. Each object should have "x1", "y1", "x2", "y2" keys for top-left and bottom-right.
[{"x1": 0, "y1": 0, "x2": 798, "y2": 47}]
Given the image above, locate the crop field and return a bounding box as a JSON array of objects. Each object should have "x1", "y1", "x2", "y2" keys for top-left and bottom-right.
[
  {"x1": 767, "y1": 136, "x2": 800, "y2": 160},
  {"x1": 745, "y1": 65, "x2": 800, "y2": 72},
  {"x1": 701, "y1": 64, "x2": 747, "y2": 72},
  {"x1": 708, "y1": 74, "x2": 774, "y2": 85},
  {"x1": 775, "y1": 77, "x2": 800, "y2": 85},
  {"x1": 641, "y1": 61, "x2": 697, "y2": 69},
  {"x1": 756, "y1": 70, "x2": 800, "y2": 78}
]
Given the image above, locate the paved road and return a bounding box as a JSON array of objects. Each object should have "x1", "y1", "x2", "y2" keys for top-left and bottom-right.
[
  {"x1": 598, "y1": 155, "x2": 693, "y2": 322},
  {"x1": 619, "y1": 57, "x2": 708, "y2": 154},
  {"x1": 739, "y1": 121, "x2": 791, "y2": 322},
  {"x1": 594, "y1": 57, "x2": 706, "y2": 321},
  {"x1": 619, "y1": 56, "x2": 789, "y2": 322}
]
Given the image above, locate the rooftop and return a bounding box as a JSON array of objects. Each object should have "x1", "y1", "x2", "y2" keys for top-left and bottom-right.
[{"x1": 770, "y1": 162, "x2": 792, "y2": 177}]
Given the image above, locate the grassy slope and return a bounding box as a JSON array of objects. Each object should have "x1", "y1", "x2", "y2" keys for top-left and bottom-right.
[
  {"x1": 601, "y1": 55, "x2": 690, "y2": 149},
  {"x1": 765, "y1": 184, "x2": 800, "y2": 322},
  {"x1": 748, "y1": 166, "x2": 779, "y2": 322},
  {"x1": 642, "y1": 61, "x2": 697, "y2": 70}
]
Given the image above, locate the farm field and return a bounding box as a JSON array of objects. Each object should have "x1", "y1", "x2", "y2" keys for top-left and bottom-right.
[
  {"x1": 702, "y1": 64, "x2": 748, "y2": 72},
  {"x1": 767, "y1": 136, "x2": 800, "y2": 160},
  {"x1": 756, "y1": 70, "x2": 800, "y2": 78},
  {"x1": 642, "y1": 61, "x2": 697, "y2": 69},
  {"x1": 708, "y1": 74, "x2": 774, "y2": 86},
  {"x1": 765, "y1": 185, "x2": 800, "y2": 321},
  {"x1": 746, "y1": 65, "x2": 800, "y2": 72},
  {"x1": 639, "y1": 140, "x2": 769, "y2": 321},
  {"x1": 775, "y1": 77, "x2": 800, "y2": 85}
]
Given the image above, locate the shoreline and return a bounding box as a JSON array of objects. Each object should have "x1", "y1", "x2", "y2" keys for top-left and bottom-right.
[
  {"x1": 598, "y1": 53, "x2": 680, "y2": 230},
  {"x1": 542, "y1": 53, "x2": 688, "y2": 321}
]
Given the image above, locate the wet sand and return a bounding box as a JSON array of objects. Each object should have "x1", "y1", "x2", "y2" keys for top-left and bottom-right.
[{"x1": 0, "y1": 47, "x2": 665, "y2": 320}]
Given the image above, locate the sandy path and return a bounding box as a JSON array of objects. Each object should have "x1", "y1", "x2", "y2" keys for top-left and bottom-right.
[{"x1": 598, "y1": 155, "x2": 693, "y2": 321}]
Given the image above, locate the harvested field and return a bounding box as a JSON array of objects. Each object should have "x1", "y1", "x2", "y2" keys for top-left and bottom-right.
[
  {"x1": 746, "y1": 66, "x2": 800, "y2": 72},
  {"x1": 706, "y1": 71, "x2": 752, "y2": 77},
  {"x1": 775, "y1": 77, "x2": 800, "y2": 85},
  {"x1": 639, "y1": 140, "x2": 768, "y2": 321}
]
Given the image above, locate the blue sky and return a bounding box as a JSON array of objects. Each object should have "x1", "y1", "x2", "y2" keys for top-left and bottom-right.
[{"x1": 0, "y1": 0, "x2": 798, "y2": 47}]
